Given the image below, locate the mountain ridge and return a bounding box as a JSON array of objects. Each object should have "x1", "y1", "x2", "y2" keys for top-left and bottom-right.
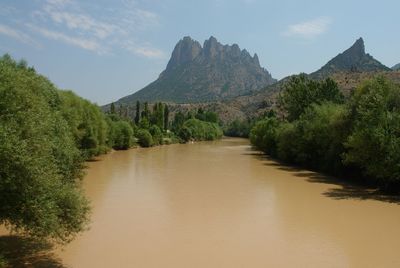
[
  {"x1": 115, "y1": 36, "x2": 276, "y2": 105},
  {"x1": 310, "y1": 38, "x2": 391, "y2": 79}
]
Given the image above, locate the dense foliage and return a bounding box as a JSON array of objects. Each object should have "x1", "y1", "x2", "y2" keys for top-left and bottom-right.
[
  {"x1": 344, "y1": 78, "x2": 400, "y2": 189},
  {"x1": 179, "y1": 119, "x2": 223, "y2": 142},
  {"x1": 0, "y1": 55, "x2": 224, "y2": 249},
  {"x1": 0, "y1": 55, "x2": 137, "y2": 245},
  {"x1": 0, "y1": 55, "x2": 90, "y2": 243},
  {"x1": 224, "y1": 119, "x2": 253, "y2": 138},
  {"x1": 60, "y1": 90, "x2": 109, "y2": 158},
  {"x1": 136, "y1": 129, "x2": 153, "y2": 147},
  {"x1": 250, "y1": 74, "x2": 400, "y2": 191},
  {"x1": 110, "y1": 120, "x2": 134, "y2": 150},
  {"x1": 278, "y1": 74, "x2": 344, "y2": 121}
]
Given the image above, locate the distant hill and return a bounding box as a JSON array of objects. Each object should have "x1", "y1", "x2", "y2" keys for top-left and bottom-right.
[
  {"x1": 310, "y1": 38, "x2": 391, "y2": 79},
  {"x1": 392, "y1": 63, "x2": 400, "y2": 71},
  {"x1": 115, "y1": 36, "x2": 276, "y2": 104}
]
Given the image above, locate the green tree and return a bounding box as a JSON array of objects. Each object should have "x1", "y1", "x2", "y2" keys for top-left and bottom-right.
[
  {"x1": 249, "y1": 117, "x2": 280, "y2": 156},
  {"x1": 288, "y1": 103, "x2": 349, "y2": 172},
  {"x1": 111, "y1": 121, "x2": 134, "y2": 150},
  {"x1": 149, "y1": 125, "x2": 163, "y2": 145},
  {"x1": 135, "y1": 101, "x2": 140, "y2": 124},
  {"x1": 0, "y1": 55, "x2": 89, "y2": 243},
  {"x1": 110, "y1": 102, "x2": 116, "y2": 114},
  {"x1": 141, "y1": 102, "x2": 150, "y2": 120},
  {"x1": 172, "y1": 111, "x2": 185, "y2": 133},
  {"x1": 178, "y1": 119, "x2": 222, "y2": 142},
  {"x1": 279, "y1": 74, "x2": 344, "y2": 121},
  {"x1": 59, "y1": 91, "x2": 109, "y2": 159},
  {"x1": 224, "y1": 119, "x2": 253, "y2": 138},
  {"x1": 164, "y1": 104, "x2": 169, "y2": 131},
  {"x1": 343, "y1": 77, "x2": 400, "y2": 189},
  {"x1": 136, "y1": 129, "x2": 153, "y2": 147}
]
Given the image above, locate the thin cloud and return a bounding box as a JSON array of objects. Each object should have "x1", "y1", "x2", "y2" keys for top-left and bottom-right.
[
  {"x1": 123, "y1": 41, "x2": 166, "y2": 59},
  {"x1": 0, "y1": 0, "x2": 164, "y2": 58},
  {"x1": 42, "y1": 1, "x2": 120, "y2": 39},
  {"x1": 27, "y1": 24, "x2": 104, "y2": 53},
  {"x1": 282, "y1": 17, "x2": 332, "y2": 39},
  {"x1": 0, "y1": 24, "x2": 40, "y2": 48}
]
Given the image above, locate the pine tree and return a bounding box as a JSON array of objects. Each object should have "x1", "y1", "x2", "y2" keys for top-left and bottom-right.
[
  {"x1": 135, "y1": 101, "x2": 140, "y2": 124},
  {"x1": 110, "y1": 102, "x2": 116, "y2": 114},
  {"x1": 164, "y1": 104, "x2": 169, "y2": 131}
]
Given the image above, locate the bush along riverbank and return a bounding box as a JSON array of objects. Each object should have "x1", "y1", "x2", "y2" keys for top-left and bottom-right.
[
  {"x1": 250, "y1": 74, "x2": 400, "y2": 192},
  {"x1": 0, "y1": 54, "x2": 223, "y2": 253}
]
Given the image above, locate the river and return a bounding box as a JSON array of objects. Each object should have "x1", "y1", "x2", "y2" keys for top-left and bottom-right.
[{"x1": 5, "y1": 138, "x2": 400, "y2": 267}]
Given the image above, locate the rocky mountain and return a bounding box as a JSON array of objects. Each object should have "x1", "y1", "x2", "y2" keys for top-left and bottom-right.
[
  {"x1": 310, "y1": 38, "x2": 391, "y2": 79},
  {"x1": 116, "y1": 36, "x2": 276, "y2": 104},
  {"x1": 219, "y1": 38, "x2": 397, "y2": 122},
  {"x1": 392, "y1": 63, "x2": 400, "y2": 71}
]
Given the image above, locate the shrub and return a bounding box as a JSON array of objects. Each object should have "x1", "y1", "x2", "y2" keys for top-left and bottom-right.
[
  {"x1": 179, "y1": 119, "x2": 222, "y2": 142},
  {"x1": 249, "y1": 117, "x2": 280, "y2": 156},
  {"x1": 136, "y1": 129, "x2": 154, "y2": 147},
  {"x1": 149, "y1": 125, "x2": 163, "y2": 145},
  {"x1": 112, "y1": 121, "x2": 134, "y2": 150}
]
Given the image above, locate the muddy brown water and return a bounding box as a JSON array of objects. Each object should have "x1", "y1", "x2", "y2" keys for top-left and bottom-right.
[{"x1": 3, "y1": 138, "x2": 400, "y2": 267}]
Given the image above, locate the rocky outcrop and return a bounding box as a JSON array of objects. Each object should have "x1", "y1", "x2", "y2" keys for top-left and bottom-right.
[
  {"x1": 116, "y1": 36, "x2": 276, "y2": 104},
  {"x1": 310, "y1": 38, "x2": 391, "y2": 79}
]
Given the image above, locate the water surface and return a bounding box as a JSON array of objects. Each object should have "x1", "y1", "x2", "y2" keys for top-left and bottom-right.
[{"x1": 52, "y1": 138, "x2": 400, "y2": 267}]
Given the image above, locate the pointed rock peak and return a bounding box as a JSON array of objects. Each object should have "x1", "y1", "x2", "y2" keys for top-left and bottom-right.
[
  {"x1": 232, "y1": 43, "x2": 240, "y2": 51},
  {"x1": 207, "y1": 36, "x2": 218, "y2": 43},
  {"x1": 182, "y1": 36, "x2": 194, "y2": 41},
  {"x1": 310, "y1": 37, "x2": 390, "y2": 79},
  {"x1": 166, "y1": 36, "x2": 202, "y2": 70},
  {"x1": 203, "y1": 36, "x2": 224, "y2": 58},
  {"x1": 345, "y1": 37, "x2": 365, "y2": 57},
  {"x1": 179, "y1": 36, "x2": 199, "y2": 46},
  {"x1": 253, "y1": 53, "x2": 260, "y2": 65},
  {"x1": 352, "y1": 37, "x2": 365, "y2": 50},
  {"x1": 203, "y1": 36, "x2": 221, "y2": 48},
  {"x1": 241, "y1": 49, "x2": 250, "y2": 56},
  {"x1": 354, "y1": 37, "x2": 364, "y2": 45}
]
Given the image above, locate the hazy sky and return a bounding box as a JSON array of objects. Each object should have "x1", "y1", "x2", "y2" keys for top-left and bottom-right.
[{"x1": 0, "y1": 0, "x2": 399, "y2": 105}]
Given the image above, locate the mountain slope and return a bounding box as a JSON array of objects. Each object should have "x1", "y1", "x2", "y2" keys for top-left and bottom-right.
[
  {"x1": 116, "y1": 36, "x2": 276, "y2": 104},
  {"x1": 310, "y1": 38, "x2": 391, "y2": 79},
  {"x1": 392, "y1": 63, "x2": 400, "y2": 71}
]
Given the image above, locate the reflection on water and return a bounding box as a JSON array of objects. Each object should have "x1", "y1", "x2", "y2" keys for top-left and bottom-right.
[{"x1": 2, "y1": 138, "x2": 400, "y2": 267}]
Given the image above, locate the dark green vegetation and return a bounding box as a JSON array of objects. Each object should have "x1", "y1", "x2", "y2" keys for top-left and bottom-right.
[
  {"x1": 115, "y1": 36, "x2": 275, "y2": 105},
  {"x1": 250, "y1": 74, "x2": 400, "y2": 191},
  {"x1": 224, "y1": 119, "x2": 254, "y2": 138},
  {"x1": 179, "y1": 119, "x2": 223, "y2": 142},
  {"x1": 0, "y1": 54, "x2": 223, "y2": 253},
  {"x1": 0, "y1": 54, "x2": 91, "y2": 244},
  {"x1": 122, "y1": 101, "x2": 222, "y2": 146}
]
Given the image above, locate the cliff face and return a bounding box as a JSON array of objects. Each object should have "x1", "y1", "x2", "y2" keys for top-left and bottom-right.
[
  {"x1": 310, "y1": 38, "x2": 391, "y2": 79},
  {"x1": 117, "y1": 36, "x2": 276, "y2": 104}
]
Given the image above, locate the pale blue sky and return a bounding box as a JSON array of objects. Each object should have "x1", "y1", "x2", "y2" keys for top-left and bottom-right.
[{"x1": 0, "y1": 0, "x2": 399, "y2": 104}]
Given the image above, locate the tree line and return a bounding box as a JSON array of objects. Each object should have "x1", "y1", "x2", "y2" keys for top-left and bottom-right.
[
  {"x1": 0, "y1": 54, "x2": 223, "y2": 251},
  {"x1": 249, "y1": 73, "x2": 400, "y2": 192}
]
